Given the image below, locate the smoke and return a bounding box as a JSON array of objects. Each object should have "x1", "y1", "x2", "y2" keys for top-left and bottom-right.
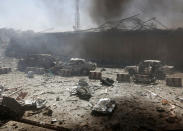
[
  {"x1": 0, "y1": 0, "x2": 183, "y2": 31},
  {"x1": 89, "y1": 0, "x2": 183, "y2": 29},
  {"x1": 89, "y1": 0, "x2": 130, "y2": 24}
]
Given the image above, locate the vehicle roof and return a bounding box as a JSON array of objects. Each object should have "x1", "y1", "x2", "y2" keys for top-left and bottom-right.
[
  {"x1": 144, "y1": 60, "x2": 161, "y2": 63},
  {"x1": 70, "y1": 58, "x2": 85, "y2": 61}
]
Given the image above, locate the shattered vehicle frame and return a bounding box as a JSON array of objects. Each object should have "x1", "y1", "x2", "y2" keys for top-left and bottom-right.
[
  {"x1": 59, "y1": 58, "x2": 97, "y2": 76},
  {"x1": 18, "y1": 54, "x2": 56, "y2": 71},
  {"x1": 125, "y1": 60, "x2": 174, "y2": 79}
]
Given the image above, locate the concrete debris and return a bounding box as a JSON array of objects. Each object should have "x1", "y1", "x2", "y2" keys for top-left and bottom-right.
[
  {"x1": 89, "y1": 71, "x2": 102, "y2": 80},
  {"x1": 100, "y1": 77, "x2": 114, "y2": 86},
  {"x1": 134, "y1": 74, "x2": 156, "y2": 84},
  {"x1": 92, "y1": 98, "x2": 116, "y2": 116},
  {"x1": 116, "y1": 73, "x2": 131, "y2": 83},
  {"x1": 166, "y1": 77, "x2": 182, "y2": 87},
  {"x1": 27, "y1": 71, "x2": 34, "y2": 78}
]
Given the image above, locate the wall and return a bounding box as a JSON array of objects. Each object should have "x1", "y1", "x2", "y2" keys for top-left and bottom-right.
[{"x1": 5, "y1": 29, "x2": 183, "y2": 68}]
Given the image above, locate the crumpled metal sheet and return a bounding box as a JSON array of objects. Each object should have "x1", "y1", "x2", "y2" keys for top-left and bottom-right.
[{"x1": 92, "y1": 98, "x2": 116, "y2": 115}]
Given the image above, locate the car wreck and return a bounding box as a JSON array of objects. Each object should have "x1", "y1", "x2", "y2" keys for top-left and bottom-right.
[
  {"x1": 125, "y1": 60, "x2": 174, "y2": 83},
  {"x1": 59, "y1": 58, "x2": 97, "y2": 76}
]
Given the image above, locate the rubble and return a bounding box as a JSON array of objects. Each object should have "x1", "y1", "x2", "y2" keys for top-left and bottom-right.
[
  {"x1": 89, "y1": 71, "x2": 102, "y2": 80},
  {"x1": 0, "y1": 67, "x2": 11, "y2": 74},
  {"x1": 166, "y1": 77, "x2": 182, "y2": 87},
  {"x1": 27, "y1": 71, "x2": 34, "y2": 78},
  {"x1": 116, "y1": 73, "x2": 131, "y2": 83},
  {"x1": 92, "y1": 98, "x2": 116, "y2": 116},
  {"x1": 100, "y1": 77, "x2": 114, "y2": 86},
  {"x1": 76, "y1": 79, "x2": 91, "y2": 100}
]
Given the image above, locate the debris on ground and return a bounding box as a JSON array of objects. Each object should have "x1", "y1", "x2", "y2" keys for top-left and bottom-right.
[
  {"x1": 51, "y1": 118, "x2": 57, "y2": 124},
  {"x1": 100, "y1": 68, "x2": 106, "y2": 72},
  {"x1": 16, "y1": 92, "x2": 28, "y2": 101},
  {"x1": 92, "y1": 98, "x2": 116, "y2": 116},
  {"x1": 0, "y1": 96, "x2": 24, "y2": 120},
  {"x1": 27, "y1": 71, "x2": 34, "y2": 78},
  {"x1": 166, "y1": 77, "x2": 182, "y2": 87},
  {"x1": 26, "y1": 67, "x2": 45, "y2": 75},
  {"x1": 43, "y1": 108, "x2": 53, "y2": 116},
  {"x1": 24, "y1": 98, "x2": 47, "y2": 110},
  {"x1": 116, "y1": 73, "x2": 131, "y2": 83},
  {"x1": 89, "y1": 71, "x2": 102, "y2": 80},
  {"x1": 100, "y1": 77, "x2": 114, "y2": 86},
  {"x1": 0, "y1": 67, "x2": 11, "y2": 74},
  {"x1": 76, "y1": 79, "x2": 91, "y2": 100},
  {"x1": 162, "y1": 99, "x2": 169, "y2": 105},
  {"x1": 156, "y1": 107, "x2": 165, "y2": 112}
]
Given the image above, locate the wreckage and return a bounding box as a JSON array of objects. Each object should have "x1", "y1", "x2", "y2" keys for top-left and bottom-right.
[
  {"x1": 125, "y1": 60, "x2": 174, "y2": 83},
  {"x1": 59, "y1": 58, "x2": 97, "y2": 76},
  {"x1": 18, "y1": 55, "x2": 97, "y2": 77}
]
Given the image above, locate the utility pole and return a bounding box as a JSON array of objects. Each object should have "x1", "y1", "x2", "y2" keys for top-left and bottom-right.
[{"x1": 74, "y1": 0, "x2": 80, "y2": 31}]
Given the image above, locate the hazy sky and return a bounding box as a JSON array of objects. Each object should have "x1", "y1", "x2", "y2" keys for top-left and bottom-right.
[
  {"x1": 0, "y1": 0, "x2": 93, "y2": 32},
  {"x1": 0, "y1": 0, "x2": 183, "y2": 32}
]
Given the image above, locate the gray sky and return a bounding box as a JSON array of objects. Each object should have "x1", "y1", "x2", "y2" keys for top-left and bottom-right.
[{"x1": 0, "y1": 0, "x2": 183, "y2": 32}]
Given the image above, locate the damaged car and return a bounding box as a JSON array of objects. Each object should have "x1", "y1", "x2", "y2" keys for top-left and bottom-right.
[
  {"x1": 60, "y1": 58, "x2": 97, "y2": 76},
  {"x1": 125, "y1": 60, "x2": 174, "y2": 78}
]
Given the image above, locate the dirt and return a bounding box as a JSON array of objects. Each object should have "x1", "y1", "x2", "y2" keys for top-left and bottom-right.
[{"x1": 1, "y1": 45, "x2": 183, "y2": 131}]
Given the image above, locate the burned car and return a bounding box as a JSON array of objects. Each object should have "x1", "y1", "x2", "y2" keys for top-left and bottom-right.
[
  {"x1": 125, "y1": 60, "x2": 174, "y2": 83},
  {"x1": 18, "y1": 54, "x2": 56, "y2": 71},
  {"x1": 59, "y1": 58, "x2": 97, "y2": 76}
]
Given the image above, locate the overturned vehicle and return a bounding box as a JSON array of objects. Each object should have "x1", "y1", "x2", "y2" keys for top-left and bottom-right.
[{"x1": 125, "y1": 60, "x2": 174, "y2": 83}]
